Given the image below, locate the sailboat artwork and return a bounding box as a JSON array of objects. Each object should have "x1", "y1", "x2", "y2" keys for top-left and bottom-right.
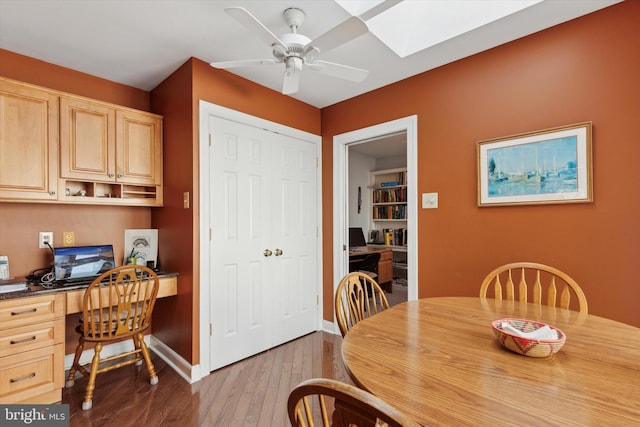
[
  {"x1": 477, "y1": 122, "x2": 592, "y2": 206},
  {"x1": 487, "y1": 136, "x2": 578, "y2": 197}
]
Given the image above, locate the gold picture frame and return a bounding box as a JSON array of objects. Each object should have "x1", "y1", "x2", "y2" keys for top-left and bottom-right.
[{"x1": 477, "y1": 122, "x2": 593, "y2": 207}]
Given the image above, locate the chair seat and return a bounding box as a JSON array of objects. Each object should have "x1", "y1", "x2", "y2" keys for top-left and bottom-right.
[{"x1": 78, "y1": 303, "x2": 147, "y2": 335}]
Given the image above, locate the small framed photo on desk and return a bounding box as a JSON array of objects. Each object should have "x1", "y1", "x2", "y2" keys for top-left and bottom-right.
[{"x1": 124, "y1": 229, "x2": 158, "y2": 266}]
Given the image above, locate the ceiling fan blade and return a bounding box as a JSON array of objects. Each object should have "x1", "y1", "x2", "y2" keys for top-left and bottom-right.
[
  {"x1": 210, "y1": 59, "x2": 279, "y2": 69},
  {"x1": 306, "y1": 16, "x2": 368, "y2": 55},
  {"x1": 358, "y1": 0, "x2": 403, "y2": 21},
  {"x1": 307, "y1": 60, "x2": 369, "y2": 82},
  {"x1": 225, "y1": 7, "x2": 286, "y2": 50}
]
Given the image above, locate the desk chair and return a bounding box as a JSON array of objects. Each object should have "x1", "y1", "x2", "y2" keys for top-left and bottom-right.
[
  {"x1": 65, "y1": 265, "x2": 160, "y2": 410},
  {"x1": 480, "y1": 262, "x2": 588, "y2": 313},
  {"x1": 349, "y1": 252, "x2": 381, "y2": 282},
  {"x1": 335, "y1": 272, "x2": 389, "y2": 337},
  {"x1": 288, "y1": 378, "x2": 421, "y2": 427}
]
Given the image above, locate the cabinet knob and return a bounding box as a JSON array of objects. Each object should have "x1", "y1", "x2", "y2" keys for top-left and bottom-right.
[
  {"x1": 108, "y1": 173, "x2": 115, "y2": 178},
  {"x1": 117, "y1": 174, "x2": 123, "y2": 179},
  {"x1": 49, "y1": 191, "x2": 56, "y2": 196},
  {"x1": 274, "y1": 249, "x2": 283, "y2": 256},
  {"x1": 264, "y1": 249, "x2": 273, "y2": 257}
]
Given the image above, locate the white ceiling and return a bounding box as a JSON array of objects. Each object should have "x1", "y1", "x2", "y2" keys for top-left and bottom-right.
[
  {"x1": 349, "y1": 131, "x2": 407, "y2": 159},
  {"x1": 0, "y1": 0, "x2": 621, "y2": 108}
]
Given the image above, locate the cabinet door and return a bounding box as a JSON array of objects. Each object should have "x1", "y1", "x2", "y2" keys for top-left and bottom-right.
[
  {"x1": 116, "y1": 110, "x2": 162, "y2": 185},
  {"x1": 0, "y1": 79, "x2": 58, "y2": 200},
  {"x1": 60, "y1": 96, "x2": 116, "y2": 181}
]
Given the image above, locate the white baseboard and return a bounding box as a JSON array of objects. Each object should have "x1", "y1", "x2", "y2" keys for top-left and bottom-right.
[
  {"x1": 323, "y1": 320, "x2": 339, "y2": 335},
  {"x1": 150, "y1": 335, "x2": 202, "y2": 384}
]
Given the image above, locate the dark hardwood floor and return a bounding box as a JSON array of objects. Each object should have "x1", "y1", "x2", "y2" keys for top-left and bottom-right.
[{"x1": 62, "y1": 331, "x2": 351, "y2": 426}]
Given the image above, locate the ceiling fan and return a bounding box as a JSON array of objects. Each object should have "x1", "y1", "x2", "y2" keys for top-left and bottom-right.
[{"x1": 210, "y1": 7, "x2": 369, "y2": 95}]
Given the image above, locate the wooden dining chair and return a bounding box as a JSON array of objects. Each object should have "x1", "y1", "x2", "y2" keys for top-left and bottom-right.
[
  {"x1": 479, "y1": 262, "x2": 588, "y2": 313},
  {"x1": 335, "y1": 272, "x2": 390, "y2": 337},
  {"x1": 65, "y1": 265, "x2": 160, "y2": 410},
  {"x1": 288, "y1": 378, "x2": 422, "y2": 427}
]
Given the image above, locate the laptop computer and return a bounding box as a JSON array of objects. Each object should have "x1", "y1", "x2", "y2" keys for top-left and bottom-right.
[{"x1": 53, "y1": 244, "x2": 116, "y2": 285}]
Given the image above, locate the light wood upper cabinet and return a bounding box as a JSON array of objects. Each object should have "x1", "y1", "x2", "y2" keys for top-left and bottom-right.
[
  {"x1": 0, "y1": 78, "x2": 163, "y2": 206},
  {"x1": 60, "y1": 97, "x2": 162, "y2": 186},
  {"x1": 60, "y1": 96, "x2": 116, "y2": 181},
  {"x1": 0, "y1": 79, "x2": 58, "y2": 201},
  {"x1": 116, "y1": 109, "x2": 162, "y2": 186},
  {"x1": 58, "y1": 95, "x2": 163, "y2": 206}
]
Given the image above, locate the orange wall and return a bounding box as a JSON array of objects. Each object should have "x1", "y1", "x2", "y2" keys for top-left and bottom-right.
[
  {"x1": 148, "y1": 60, "x2": 196, "y2": 361},
  {"x1": 321, "y1": 1, "x2": 640, "y2": 327},
  {"x1": 0, "y1": 49, "x2": 153, "y2": 277},
  {"x1": 150, "y1": 58, "x2": 321, "y2": 363}
]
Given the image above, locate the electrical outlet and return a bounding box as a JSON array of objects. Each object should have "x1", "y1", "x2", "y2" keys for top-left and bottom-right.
[
  {"x1": 39, "y1": 231, "x2": 54, "y2": 249},
  {"x1": 63, "y1": 231, "x2": 75, "y2": 246}
]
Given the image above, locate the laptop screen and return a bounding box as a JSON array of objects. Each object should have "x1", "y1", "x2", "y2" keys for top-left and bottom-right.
[{"x1": 53, "y1": 244, "x2": 116, "y2": 282}]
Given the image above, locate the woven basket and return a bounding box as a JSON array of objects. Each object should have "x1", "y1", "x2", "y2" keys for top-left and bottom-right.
[{"x1": 491, "y1": 318, "x2": 566, "y2": 358}]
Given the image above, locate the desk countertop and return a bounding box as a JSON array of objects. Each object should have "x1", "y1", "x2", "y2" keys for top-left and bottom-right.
[{"x1": 0, "y1": 271, "x2": 178, "y2": 302}]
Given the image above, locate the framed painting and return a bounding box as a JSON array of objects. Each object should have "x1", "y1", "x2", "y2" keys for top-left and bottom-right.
[{"x1": 477, "y1": 122, "x2": 592, "y2": 207}]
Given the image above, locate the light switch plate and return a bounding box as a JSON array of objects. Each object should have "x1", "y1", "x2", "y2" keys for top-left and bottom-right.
[
  {"x1": 422, "y1": 192, "x2": 438, "y2": 209},
  {"x1": 183, "y1": 192, "x2": 190, "y2": 209}
]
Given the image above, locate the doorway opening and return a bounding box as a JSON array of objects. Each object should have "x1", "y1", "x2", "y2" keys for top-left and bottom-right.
[
  {"x1": 348, "y1": 132, "x2": 408, "y2": 306},
  {"x1": 332, "y1": 116, "x2": 418, "y2": 331}
]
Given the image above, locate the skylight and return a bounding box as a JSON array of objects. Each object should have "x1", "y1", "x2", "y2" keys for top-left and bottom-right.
[{"x1": 336, "y1": 0, "x2": 543, "y2": 58}]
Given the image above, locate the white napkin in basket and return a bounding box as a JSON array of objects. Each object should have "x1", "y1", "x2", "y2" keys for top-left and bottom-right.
[{"x1": 501, "y1": 322, "x2": 558, "y2": 340}]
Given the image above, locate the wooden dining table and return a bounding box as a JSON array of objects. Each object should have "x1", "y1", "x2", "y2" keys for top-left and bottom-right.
[{"x1": 341, "y1": 297, "x2": 640, "y2": 426}]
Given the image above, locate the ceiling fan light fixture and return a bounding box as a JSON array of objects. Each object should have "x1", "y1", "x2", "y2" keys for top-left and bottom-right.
[{"x1": 285, "y1": 56, "x2": 303, "y2": 76}]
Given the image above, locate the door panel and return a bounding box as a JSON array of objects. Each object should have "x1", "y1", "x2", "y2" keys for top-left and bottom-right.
[
  {"x1": 210, "y1": 122, "x2": 272, "y2": 369},
  {"x1": 270, "y1": 134, "x2": 318, "y2": 345}
]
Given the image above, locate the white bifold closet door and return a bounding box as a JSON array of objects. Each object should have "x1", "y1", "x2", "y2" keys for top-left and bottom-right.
[{"x1": 207, "y1": 116, "x2": 318, "y2": 371}]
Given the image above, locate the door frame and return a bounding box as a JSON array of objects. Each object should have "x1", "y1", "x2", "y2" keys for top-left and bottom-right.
[
  {"x1": 332, "y1": 116, "x2": 418, "y2": 332},
  {"x1": 198, "y1": 100, "x2": 323, "y2": 376}
]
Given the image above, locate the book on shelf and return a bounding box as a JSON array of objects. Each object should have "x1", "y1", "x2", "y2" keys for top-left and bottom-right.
[
  {"x1": 372, "y1": 187, "x2": 406, "y2": 203},
  {"x1": 376, "y1": 228, "x2": 407, "y2": 247},
  {"x1": 372, "y1": 205, "x2": 406, "y2": 220},
  {"x1": 380, "y1": 181, "x2": 400, "y2": 187}
]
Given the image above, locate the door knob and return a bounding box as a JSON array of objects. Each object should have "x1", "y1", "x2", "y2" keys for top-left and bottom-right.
[
  {"x1": 274, "y1": 249, "x2": 283, "y2": 256},
  {"x1": 264, "y1": 249, "x2": 273, "y2": 257}
]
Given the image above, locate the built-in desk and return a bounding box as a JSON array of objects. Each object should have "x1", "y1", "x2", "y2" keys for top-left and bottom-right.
[
  {"x1": 64, "y1": 274, "x2": 177, "y2": 314},
  {"x1": 0, "y1": 274, "x2": 177, "y2": 404},
  {"x1": 349, "y1": 247, "x2": 393, "y2": 291}
]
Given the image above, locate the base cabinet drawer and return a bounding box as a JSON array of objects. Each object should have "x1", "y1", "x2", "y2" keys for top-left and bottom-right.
[
  {"x1": 0, "y1": 318, "x2": 65, "y2": 358},
  {"x1": 0, "y1": 344, "x2": 64, "y2": 404},
  {"x1": 0, "y1": 293, "x2": 65, "y2": 404},
  {"x1": 0, "y1": 294, "x2": 64, "y2": 328}
]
